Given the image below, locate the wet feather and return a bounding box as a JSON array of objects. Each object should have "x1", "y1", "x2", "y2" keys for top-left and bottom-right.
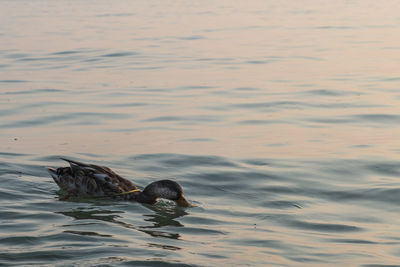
[{"x1": 48, "y1": 158, "x2": 138, "y2": 199}]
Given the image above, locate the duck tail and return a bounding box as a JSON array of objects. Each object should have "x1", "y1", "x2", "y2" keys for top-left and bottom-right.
[{"x1": 47, "y1": 167, "x2": 61, "y2": 185}]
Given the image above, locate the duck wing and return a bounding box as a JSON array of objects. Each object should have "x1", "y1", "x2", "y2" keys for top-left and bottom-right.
[{"x1": 48, "y1": 158, "x2": 138, "y2": 198}]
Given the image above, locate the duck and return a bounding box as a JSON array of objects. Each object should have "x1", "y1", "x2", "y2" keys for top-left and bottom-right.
[{"x1": 47, "y1": 158, "x2": 192, "y2": 207}]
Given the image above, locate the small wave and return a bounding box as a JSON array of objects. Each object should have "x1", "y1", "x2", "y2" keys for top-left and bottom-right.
[
  {"x1": 0, "y1": 112, "x2": 130, "y2": 128},
  {"x1": 325, "y1": 238, "x2": 377, "y2": 244},
  {"x1": 0, "y1": 80, "x2": 28, "y2": 83},
  {"x1": 307, "y1": 113, "x2": 400, "y2": 126},
  {"x1": 285, "y1": 219, "x2": 362, "y2": 232},
  {"x1": 102, "y1": 51, "x2": 138, "y2": 57},
  {"x1": 143, "y1": 115, "x2": 220, "y2": 123},
  {"x1": 2, "y1": 88, "x2": 65, "y2": 95}
]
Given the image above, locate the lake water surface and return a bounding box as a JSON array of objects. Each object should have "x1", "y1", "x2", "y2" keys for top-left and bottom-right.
[{"x1": 2, "y1": 1, "x2": 400, "y2": 266}]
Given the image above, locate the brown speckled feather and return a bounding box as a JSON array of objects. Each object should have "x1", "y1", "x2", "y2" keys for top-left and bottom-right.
[{"x1": 48, "y1": 158, "x2": 139, "y2": 199}]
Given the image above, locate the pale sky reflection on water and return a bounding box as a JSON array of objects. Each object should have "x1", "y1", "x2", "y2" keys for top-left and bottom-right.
[{"x1": 1, "y1": 0, "x2": 400, "y2": 159}]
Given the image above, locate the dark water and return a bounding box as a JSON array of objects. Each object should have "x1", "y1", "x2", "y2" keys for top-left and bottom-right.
[{"x1": 2, "y1": 1, "x2": 400, "y2": 266}]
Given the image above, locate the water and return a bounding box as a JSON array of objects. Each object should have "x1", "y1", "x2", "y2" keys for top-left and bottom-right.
[{"x1": 1, "y1": 0, "x2": 400, "y2": 266}]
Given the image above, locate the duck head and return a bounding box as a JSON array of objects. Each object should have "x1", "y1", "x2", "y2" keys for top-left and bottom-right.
[{"x1": 136, "y1": 179, "x2": 193, "y2": 207}]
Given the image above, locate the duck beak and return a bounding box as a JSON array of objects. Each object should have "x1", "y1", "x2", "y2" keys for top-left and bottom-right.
[{"x1": 175, "y1": 196, "x2": 193, "y2": 207}]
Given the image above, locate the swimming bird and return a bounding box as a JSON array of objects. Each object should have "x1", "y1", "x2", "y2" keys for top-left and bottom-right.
[{"x1": 47, "y1": 158, "x2": 192, "y2": 207}]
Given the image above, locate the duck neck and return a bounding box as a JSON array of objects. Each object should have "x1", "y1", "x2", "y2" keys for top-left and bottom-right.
[{"x1": 133, "y1": 191, "x2": 157, "y2": 204}]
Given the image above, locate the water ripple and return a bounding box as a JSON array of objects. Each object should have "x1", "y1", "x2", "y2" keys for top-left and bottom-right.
[
  {"x1": 0, "y1": 80, "x2": 28, "y2": 83},
  {"x1": 308, "y1": 114, "x2": 400, "y2": 126},
  {"x1": 0, "y1": 112, "x2": 130, "y2": 128},
  {"x1": 143, "y1": 115, "x2": 220, "y2": 123},
  {"x1": 285, "y1": 219, "x2": 362, "y2": 232},
  {"x1": 102, "y1": 52, "x2": 138, "y2": 57}
]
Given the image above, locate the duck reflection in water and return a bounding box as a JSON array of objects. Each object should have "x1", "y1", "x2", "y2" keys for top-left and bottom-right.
[{"x1": 57, "y1": 202, "x2": 188, "y2": 240}]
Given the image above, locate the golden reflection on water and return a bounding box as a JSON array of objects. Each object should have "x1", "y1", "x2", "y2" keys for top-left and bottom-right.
[{"x1": 3, "y1": 89, "x2": 400, "y2": 159}]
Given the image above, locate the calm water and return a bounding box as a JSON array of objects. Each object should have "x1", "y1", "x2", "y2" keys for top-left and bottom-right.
[{"x1": 2, "y1": 1, "x2": 400, "y2": 266}]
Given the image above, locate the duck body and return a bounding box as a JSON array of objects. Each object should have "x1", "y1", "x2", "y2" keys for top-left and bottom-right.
[{"x1": 47, "y1": 158, "x2": 191, "y2": 207}]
